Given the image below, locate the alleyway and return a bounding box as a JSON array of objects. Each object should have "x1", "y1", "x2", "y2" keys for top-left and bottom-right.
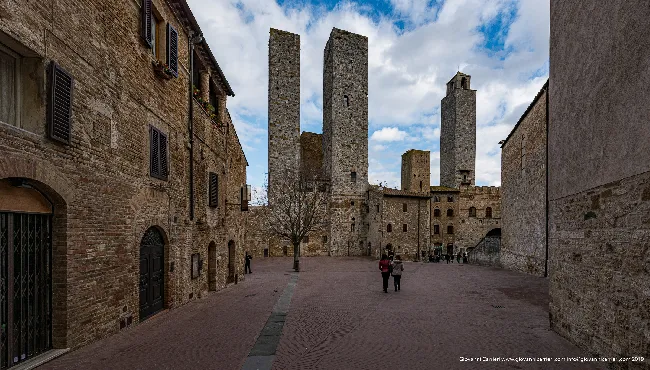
[{"x1": 41, "y1": 258, "x2": 605, "y2": 370}]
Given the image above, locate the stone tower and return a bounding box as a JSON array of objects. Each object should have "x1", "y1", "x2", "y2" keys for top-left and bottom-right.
[
  {"x1": 268, "y1": 29, "x2": 301, "y2": 205},
  {"x1": 323, "y1": 28, "x2": 369, "y2": 256},
  {"x1": 440, "y1": 72, "x2": 476, "y2": 188},
  {"x1": 401, "y1": 149, "x2": 430, "y2": 193}
]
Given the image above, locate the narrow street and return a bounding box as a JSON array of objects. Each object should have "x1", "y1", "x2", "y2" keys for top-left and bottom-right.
[{"x1": 41, "y1": 258, "x2": 605, "y2": 370}]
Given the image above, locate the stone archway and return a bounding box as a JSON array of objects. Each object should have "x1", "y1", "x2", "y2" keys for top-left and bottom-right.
[
  {"x1": 208, "y1": 242, "x2": 217, "y2": 291},
  {"x1": 0, "y1": 177, "x2": 68, "y2": 367}
]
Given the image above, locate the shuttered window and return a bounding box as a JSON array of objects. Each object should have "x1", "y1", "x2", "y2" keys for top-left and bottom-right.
[
  {"x1": 166, "y1": 24, "x2": 178, "y2": 77},
  {"x1": 150, "y1": 126, "x2": 168, "y2": 180},
  {"x1": 48, "y1": 62, "x2": 74, "y2": 144},
  {"x1": 208, "y1": 172, "x2": 218, "y2": 207},
  {"x1": 141, "y1": 0, "x2": 153, "y2": 48}
]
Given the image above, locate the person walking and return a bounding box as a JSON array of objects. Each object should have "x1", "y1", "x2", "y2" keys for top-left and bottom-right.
[
  {"x1": 379, "y1": 254, "x2": 391, "y2": 293},
  {"x1": 456, "y1": 251, "x2": 461, "y2": 264},
  {"x1": 445, "y1": 254, "x2": 450, "y2": 264},
  {"x1": 245, "y1": 252, "x2": 252, "y2": 274},
  {"x1": 463, "y1": 252, "x2": 468, "y2": 264},
  {"x1": 391, "y1": 255, "x2": 404, "y2": 291}
]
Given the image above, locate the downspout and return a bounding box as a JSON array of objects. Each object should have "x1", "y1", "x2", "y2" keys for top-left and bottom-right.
[
  {"x1": 544, "y1": 85, "x2": 549, "y2": 278},
  {"x1": 417, "y1": 198, "x2": 421, "y2": 261},
  {"x1": 188, "y1": 34, "x2": 196, "y2": 221}
]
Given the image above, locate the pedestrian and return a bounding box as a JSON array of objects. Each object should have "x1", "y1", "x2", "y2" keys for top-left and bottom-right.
[
  {"x1": 445, "y1": 254, "x2": 450, "y2": 264},
  {"x1": 245, "y1": 252, "x2": 252, "y2": 274},
  {"x1": 457, "y1": 252, "x2": 461, "y2": 264},
  {"x1": 391, "y1": 255, "x2": 404, "y2": 291},
  {"x1": 379, "y1": 254, "x2": 391, "y2": 293},
  {"x1": 463, "y1": 252, "x2": 468, "y2": 264}
]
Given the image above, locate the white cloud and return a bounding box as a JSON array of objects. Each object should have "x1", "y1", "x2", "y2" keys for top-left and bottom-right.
[
  {"x1": 187, "y1": 0, "x2": 550, "y2": 189},
  {"x1": 370, "y1": 127, "x2": 410, "y2": 142}
]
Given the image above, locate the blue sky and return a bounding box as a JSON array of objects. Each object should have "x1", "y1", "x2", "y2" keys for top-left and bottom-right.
[{"x1": 187, "y1": 0, "x2": 549, "y2": 201}]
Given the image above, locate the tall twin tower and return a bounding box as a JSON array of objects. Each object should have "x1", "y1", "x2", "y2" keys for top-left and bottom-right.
[{"x1": 268, "y1": 27, "x2": 369, "y2": 255}]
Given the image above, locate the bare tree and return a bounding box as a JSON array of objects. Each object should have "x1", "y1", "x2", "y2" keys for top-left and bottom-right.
[{"x1": 263, "y1": 171, "x2": 329, "y2": 271}]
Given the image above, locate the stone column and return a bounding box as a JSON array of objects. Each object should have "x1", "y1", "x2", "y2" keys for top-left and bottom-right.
[{"x1": 200, "y1": 71, "x2": 210, "y2": 102}]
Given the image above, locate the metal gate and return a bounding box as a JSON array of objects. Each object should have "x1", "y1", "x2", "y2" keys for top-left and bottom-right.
[{"x1": 0, "y1": 213, "x2": 52, "y2": 369}]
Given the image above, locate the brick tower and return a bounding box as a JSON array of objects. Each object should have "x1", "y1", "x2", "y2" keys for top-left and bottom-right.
[
  {"x1": 323, "y1": 28, "x2": 369, "y2": 256},
  {"x1": 440, "y1": 72, "x2": 476, "y2": 188},
  {"x1": 268, "y1": 29, "x2": 301, "y2": 206},
  {"x1": 401, "y1": 149, "x2": 431, "y2": 193}
]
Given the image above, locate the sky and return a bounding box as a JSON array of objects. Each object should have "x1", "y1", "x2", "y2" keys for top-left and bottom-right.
[{"x1": 186, "y1": 0, "x2": 549, "y2": 202}]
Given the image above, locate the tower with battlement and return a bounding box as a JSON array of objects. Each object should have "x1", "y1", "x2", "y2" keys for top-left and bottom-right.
[
  {"x1": 268, "y1": 29, "x2": 301, "y2": 206},
  {"x1": 401, "y1": 149, "x2": 430, "y2": 193},
  {"x1": 440, "y1": 72, "x2": 476, "y2": 188},
  {"x1": 323, "y1": 28, "x2": 369, "y2": 256}
]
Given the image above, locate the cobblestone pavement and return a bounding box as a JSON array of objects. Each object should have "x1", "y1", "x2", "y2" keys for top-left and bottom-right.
[{"x1": 41, "y1": 257, "x2": 610, "y2": 370}]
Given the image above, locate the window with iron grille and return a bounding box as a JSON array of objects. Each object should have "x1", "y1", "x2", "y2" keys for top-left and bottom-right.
[
  {"x1": 208, "y1": 172, "x2": 218, "y2": 207},
  {"x1": 149, "y1": 126, "x2": 168, "y2": 180}
]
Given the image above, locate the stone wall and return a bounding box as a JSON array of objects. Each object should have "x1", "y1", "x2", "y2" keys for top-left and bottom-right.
[
  {"x1": 455, "y1": 186, "x2": 501, "y2": 254},
  {"x1": 381, "y1": 192, "x2": 430, "y2": 261},
  {"x1": 401, "y1": 149, "x2": 430, "y2": 193},
  {"x1": 500, "y1": 83, "x2": 547, "y2": 276},
  {"x1": 430, "y1": 188, "x2": 459, "y2": 253},
  {"x1": 300, "y1": 131, "x2": 325, "y2": 182},
  {"x1": 440, "y1": 72, "x2": 476, "y2": 188},
  {"x1": 268, "y1": 28, "x2": 300, "y2": 205},
  {"x1": 550, "y1": 0, "x2": 650, "y2": 366},
  {"x1": 0, "y1": 0, "x2": 247, "y2": 352},
  {"x1": 468, "y1": 235, "x2": 501, "y2": 267}
]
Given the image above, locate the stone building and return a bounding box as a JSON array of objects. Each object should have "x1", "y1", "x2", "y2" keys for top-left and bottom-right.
[
  {"x1": 548, "y1": 0, "x2": 650, "y2": 365},
  {"x1": 0, "y1": 0, "x2": 249, "y2": 367},
  {"x1": 500, "y1": 80, "x2": 548, "y2": 276}
]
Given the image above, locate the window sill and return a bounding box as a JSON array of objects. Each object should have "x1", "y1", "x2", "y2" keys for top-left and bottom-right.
[{"x1": 152, "y1": 60, "x2": 176, "y2": 80}]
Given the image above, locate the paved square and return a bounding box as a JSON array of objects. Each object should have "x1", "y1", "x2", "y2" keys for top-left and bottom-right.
[{"x1": 40, "y1": 258, "x2": 606, "y2": 370}]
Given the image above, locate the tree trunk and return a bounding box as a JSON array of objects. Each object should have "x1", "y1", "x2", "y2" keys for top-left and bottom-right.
[{"x1": 293, "y1": 243, "x2": 300, "y2": 272}]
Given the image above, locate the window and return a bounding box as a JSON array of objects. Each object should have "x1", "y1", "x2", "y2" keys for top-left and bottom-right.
[
  {"x1": 322, "y1": 235, "x2": 327, "y2": 243},
  {"x1": 376, "y1": 204, "x2": 380, "y2": 212},
  {"x1": 447, "y1": 196, "x2": 454, "y2": 202},
  {"x1": 151, "y1": 11, "x2": 160, "y2": 58},
  {"x1": 461, "y1": 77, "x2": 467, "y2": 89},
  {"x1": 469, "y1": 207, "x2": 476, "y2": 217},
  {"x1": 447, "y1": 225, "x2": 454, "y2": 234},
  {"x1": 351, "y1": 201, "x2": 355, "y2": 206},
  {"x1": 351, "y1": 223, "x2": 355, "y2": 232},
  {"x1": 434, "y1": 208, "x2": 441, "y2": 217},
  {"x1": 403, "y1": 203, "x2": 407, "y2": 212},
  {"x1": 351, "y1": 172, "x2": 357, "y2": 182},
  {"x1": 420, "y1": 180, "x2": 423, "y2": 191},
  {"x1": 303, "y1": 236, "x2": 309, "y2": 243},
  {"x1": 447, "y1": 209, "x2": 454, "y2": 217},
  {"x1": 403, "y1": 224, "x2": 407, "y2": 232},
  {"x1": 344, "y1": 95, "x2": 349, "y2": 107},
  {"x1": 434, "y1": 196, "x2": 440, "y2": 202},
  {"x1": 434, "y1": 224, "x2": 440, "y2": 234},
  {"x1": 240, "y1": 185, "x2": 250, "y2": 211},
  {"x1": 166, "y1": 23, "x2": 179, "y2": 77},
  {"x1": 141, "y1": 0, "x2": 153, "y2": 47},
  {"x1": 387, "y1": 224, "x2": 392, "y2": 233},
  {"x1": 208, "y1": 172, "x2": 218, "y2": 207},
  {"x1": 486, "y1": 207, "x2": 493, "y2": 218},
  {"x1": 150, "y1": 126, "x2": 168, "y2": 180},
  {"x1": 0, "y1": 44, "x2": 19, "y2": 128},
  {"x1": 209, "y1": 80, "x2": 219, "y2": 121}
]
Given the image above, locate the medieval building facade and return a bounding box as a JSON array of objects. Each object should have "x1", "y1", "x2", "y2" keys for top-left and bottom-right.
[{"x1": 0, "y1": 0, "x2": 249, "y2": 367}]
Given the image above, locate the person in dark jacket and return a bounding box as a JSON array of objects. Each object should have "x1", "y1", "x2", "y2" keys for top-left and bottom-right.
[
  {"x1": 391, "y1": 255, "x2": 404, "y2": 291},
  {"x1": 456, "y1": 251, "x2": 461, "y2": 264},
  {"x1": 379, "y1": 254, "x2": 391, "y2": 293},
  {"x1": 245, "y1": 252, "x2": 252, "y2": 274},
  {"x1": 445, "y1": 254, "x2": 450, "y2": 264}
]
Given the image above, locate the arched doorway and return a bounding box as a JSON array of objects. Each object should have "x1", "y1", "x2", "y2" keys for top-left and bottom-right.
[
  {"x1": 227, "y1": 240, "x2": 235, "y2": 284},
  {"x1": 208, "y1": 242, "x2": 217, "y2": 291},
  {"x1": 139, "y1": 227, "x2": 165, "y2": 321},
  {"x1": 0, "y1": 178, "x2": 54, "y2": 368}
]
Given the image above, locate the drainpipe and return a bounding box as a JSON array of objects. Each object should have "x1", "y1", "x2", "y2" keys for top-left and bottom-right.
[
  {"x1": 417, "y1": 198, "x2": 421, "y2": 261},
  {"x1": 188, "y1": 32, "x2": 203, "y2": 221},
  {"x1": 544, "y1": 84, "x2": 549, "y2": 278}
]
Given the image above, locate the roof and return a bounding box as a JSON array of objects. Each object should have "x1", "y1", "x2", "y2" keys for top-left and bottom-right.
[
  {"x1": 430, "y1": 186, "x2": 460, "y2": 193},
  {"x1": 500, "y1": 79, "x2": 549, "y2": 148},
  {"x1": 171, "y1": 1, "x2": 235, "y2": 97},
  {"x1": 383, "y1": 188, "x2": 432, "y2": 198}
]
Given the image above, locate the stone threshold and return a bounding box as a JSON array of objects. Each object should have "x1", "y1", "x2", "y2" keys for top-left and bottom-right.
[{"x1": 10, "y1": 348, "x2": 70, "y2": 370}]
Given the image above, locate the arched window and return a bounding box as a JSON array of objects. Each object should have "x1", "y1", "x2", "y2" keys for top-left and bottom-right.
[
  {"x1": 387, "y1": 224, "x2": 392, "y2": 233},
  {"x1": 434, "y1": 196, "x2": 440, "y2": 202},
  {"x1": 447, "y1": 225, "x2": 454, "y2": 234},
  {"x1": 434, "y1": 208, "x2": 441, "y2": 217},
  {"x1": 469, "y1": 207, "x2": 476, "y2": 217},
  {"x1": 433, "y1": 224, "x2": 440, "y2": 234},
  {"x1": 447, "y1": 209, "x2": 454, "y2": 217},
  {"x1": 486, "y1": 207, "x2": 493, "y2": 218},
  {"x1": 461, "y1": 77, "x2": 467, "y2": 89},
  {"x1": 447, "y1": 196, "x2": 454, "y2": 202}
]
